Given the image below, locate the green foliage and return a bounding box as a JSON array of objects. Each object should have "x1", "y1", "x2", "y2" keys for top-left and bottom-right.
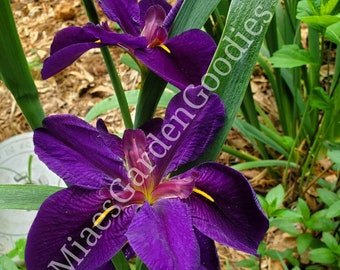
[
  {"x1": 112, "y1": 251, "x2": 131, "y2": 270},
  {"x1": 242, "y1": 183, "x2": 340, "y2": 269},
  {"x1": 326, "y1": 143, "x2": 340, "y2": 170},
  {"x1": 260, "y1": 184, "x2": 285, "y2": 217},
  {"x1": 326, "y1": 21, "x2": 340, "y2": 44},
  {"x1": 0, "y1": 239, "x2": 27, "y2": 270},
  {"x1": 7, "y1": 239, "x2": 26, "y2": 261},
  {"x1": 0, "y1": 256, "x2": 19, "y2": 270},
  {"x1": 0, "y1": 0, "x2": 44, "y2": 129},
  {"x1": 218, "y1": 0, "x2": 340, "y2": 199},
  {"x1": 0, "y1": 185, "x2": 62, "y2": 210},
  {"x1": 270, "y1": 44, "x2": 316, "y2": 68}
]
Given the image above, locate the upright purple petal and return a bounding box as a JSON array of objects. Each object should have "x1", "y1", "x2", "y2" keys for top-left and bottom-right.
[
  {"x1": 184, "y1": 162, "x2": 269, "y2": 255},
  {"x1": 122, "y1": 129, "x2": 156, "y2": 192},
  {"x1": 163, "y1": 0, "x2": 184, "y2": 31},
  {"x1": 134, "y1": 29, "x2": 216, "y2": 90},
  {"x1": 141, "y1": 5, "x2": 167, "y2": 43},
  {"x1": 34, "y1": 115, "x2": 129, "y2": 189},
  {"x1": 25, "y1": 187, "x2": 136, "y2": 270},
  {"x1": 147, "y1": 86, "x2": 225, "y2": 180},
  {"x1": 139, "y1": 0, "x2": 171, "y2": 29},
  {"x1": 126, "y1": 199, "x2": 200, "y2": 270},
  {"x1": 97, "y1": 0, "x2": 141, "y2": 36}
]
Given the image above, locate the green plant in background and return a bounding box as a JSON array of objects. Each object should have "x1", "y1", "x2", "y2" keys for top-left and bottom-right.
[
  {"x1": 236, "y1": 182, "x2": 340, "y2": 269},
  {"x1": 0, "y1": 239, "x2": 27, "y2": 270},
  {"x1": 213, "y1": 0, "x2": 340, "y2": 198}
]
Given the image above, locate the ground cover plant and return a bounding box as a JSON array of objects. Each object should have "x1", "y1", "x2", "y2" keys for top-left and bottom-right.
[{"x1": 0, "y1": 0, "x2": 339, "y2": 269}]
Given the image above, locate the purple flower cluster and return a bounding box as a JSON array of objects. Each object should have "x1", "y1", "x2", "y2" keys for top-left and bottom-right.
[
  {"x1": 41, "y1": 0, "x2": 216, "y2": 90},
  {"x1": 26, "y1": 1, "x2": 269, "y2": 269}
]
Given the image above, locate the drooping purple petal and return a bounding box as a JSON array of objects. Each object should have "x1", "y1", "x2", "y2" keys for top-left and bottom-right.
[
  {"x1": 134, "y1": 29, "x2": 216, "y2": 90},
  {"x1": 84, "y1": 23, "x2": 147, "y2": 48},
  {"x1": 184, "y1": 162, "x2": 269, "y2": 255},
  {"x1": 42, "y1": 23, "x2": 146, "y2": 79},
  {"x1": 139, "y1": 0, "x2": 171, "y2": 29},
  {"x1": 25, "y1": 187, "x2": 137, "y2": 270},
  {"x1": 42, "y1": 24, "x2": 103, "y2": 79},
  {"x1": 194, "y1": 228, "x2": 220, "y2": 270},
  {"x1": 147, "y1": 86, "x2": 225, "y2": 180},
  {"x1": 34, "y1": 115, "x2": 129, "y2": 189},
  {"x1": 95, "y1": 261, "x2": 116, "y2": 270},
  {"x1": 126, "y1": 199, "x2": 200, "y2": 270},
  {"x1": 96, "y1": 0, "x2": 141, "y2": 36},
  {"x1": 49, "y1": 25, "x2": 100, "y2": 55},
  {"x1": 42, "y1": 43, "x2": 102, "y2": 80}
]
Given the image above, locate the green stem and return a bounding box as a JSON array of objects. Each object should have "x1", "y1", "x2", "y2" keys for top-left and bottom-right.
[
  {"x1": 82, "y1": 0, "x2": 133, "y2": 129},
  {"x1": 283, "y1": 99, "x2": 312, "y2": 189},
  {"x1": 298, "y1": 108, "x2": 334, "y2": 194},
  {"x1": 241, "y1": 84, "x2": 269, "y2": 159},
  {"x1": 221, "y1": 145, "x2": 259, "y2": 162},
  {"x1": 101, "y1": 47, "x2": 133, "y2": 129},
  {"x1": 133, "y1": 70, "x2": 167, "y2": 128}
]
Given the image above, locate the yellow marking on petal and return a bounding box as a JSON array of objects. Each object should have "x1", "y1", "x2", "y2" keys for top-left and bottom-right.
[
  {"x1": 95, "y1": 39, "x2": 101, "y2": 43},
  {"x1": 158, "y1": 44, "x2": 171, "y2": 54},
  {"x1": 193, "y1": 188, "x2": 214, "y2": 202},
  {"x1": 93, "y1": 205, "x2": 115, "y2": 228}
]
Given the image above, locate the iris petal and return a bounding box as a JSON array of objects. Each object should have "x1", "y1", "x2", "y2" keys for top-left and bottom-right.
[
  {"x1": 126, "y1": 199, "x2": 200, "y2": 270},
  {"x1": 194, "y1": 228, "x2": 220, "y2": 270},
  {"x1": 139, "y1": 0, "x2": 171, "y2": 29},
  {"x1": 25, "y1": 187, "x2": 136, "y2": 270},
  {"x1": 42, "y1": 42, "x2": 102, "y2": 80},
  {"x1": 34, "y1": 114, "x2": 129, "y2": 189},
  {"x1": 151, "y1": 177, "x2": 195, "y2": 201},
  {"x1": 49, "y1": 25, "x2": 100, "y2": 54},
  {"x1": 134, "y1": 29, "x2": 216, "y2": 90},
  {"x1": 163, "y1": 0, "x2": 184, "y2": 31},
  {"x1": 184, "y1": 162, "x2": 269, "y2": 255},
  {"x1": 147, "y1": 86, "x2": 225, "y2": 179},
  {"x1": 97, "y1": 0, "x2": 141, "y2": 36},
  {"x1": 42, "y1": 23, "x2": 146, "y2": 79},
  {"x1": 95, "y1": 261, "x2": 116, "y2": 270},
  {"x1": 141, "y1": 5, "x2": 167, "y2": 44}
]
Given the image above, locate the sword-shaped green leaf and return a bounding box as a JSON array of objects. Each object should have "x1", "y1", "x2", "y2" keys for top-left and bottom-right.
[{"x1": 0, "y1": 0, "x2": 45, "y2": 129}]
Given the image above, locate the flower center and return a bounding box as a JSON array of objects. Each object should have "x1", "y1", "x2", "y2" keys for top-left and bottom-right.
[
  {"x1": 122, "y1": 129, "x2": 157, "y2": 202},
  {"x1": 141, "y1": 5, "x2": 171, "y2": 53}
]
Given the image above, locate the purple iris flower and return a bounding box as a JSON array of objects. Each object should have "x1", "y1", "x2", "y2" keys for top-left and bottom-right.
[
  {"x1": 41, "y1": 0, "x2": 216, "y2": 90},
  {"x1": 25, "y1": 86, "x2": 268, "y2": 270}
]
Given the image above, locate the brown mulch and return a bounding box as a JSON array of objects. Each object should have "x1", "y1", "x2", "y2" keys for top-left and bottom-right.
[{"x1": 1, "y1": 0, "x2": 291, "y2": 269}]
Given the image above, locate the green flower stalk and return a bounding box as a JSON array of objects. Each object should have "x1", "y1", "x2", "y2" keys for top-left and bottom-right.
[{"x1": 0, "y1": 0, "x2": 45, "y2": 129}]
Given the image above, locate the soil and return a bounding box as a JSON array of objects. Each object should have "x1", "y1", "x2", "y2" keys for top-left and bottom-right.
[{"x1": 0, "y1": 0, "x2": 318, "y2": 269}]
